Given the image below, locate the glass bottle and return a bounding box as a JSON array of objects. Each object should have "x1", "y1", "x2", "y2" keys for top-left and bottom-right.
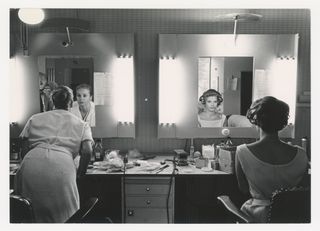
[
  {"x1": 189, "y1": 138, "x2": 195, "y2": 160},
  {"x1": 93, "y1": 138, "x2": 103, "y2": 161}
]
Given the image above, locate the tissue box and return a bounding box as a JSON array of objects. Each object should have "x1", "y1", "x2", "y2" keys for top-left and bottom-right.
[
  {"x1": 218, "y1": 149, "x2": 235, "y2": 174},
  {"x1": 202, "y1": 145, "x2": 215, "y2": 159}
]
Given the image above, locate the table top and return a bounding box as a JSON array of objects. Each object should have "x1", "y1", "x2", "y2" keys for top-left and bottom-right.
[
  {"x1": 10, "y1": 155, "x2": 230, "y2": 176},
  {"x1": 86, "y1": 155, "x2": 229, "y2": 175}
]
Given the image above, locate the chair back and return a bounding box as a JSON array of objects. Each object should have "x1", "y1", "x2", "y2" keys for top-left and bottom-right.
[
  {"x1": 65, "y1": 197, "x2": 100, "y2": 223},
  {"x1": 10, "y1": 194, "x2": 35, "y2": 223},
  {"x1": 268, "y1": 187, "x2": 310, "y2": 223}
]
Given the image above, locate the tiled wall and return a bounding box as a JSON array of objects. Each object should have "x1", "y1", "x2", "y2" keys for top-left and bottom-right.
[{"x1": 11, "y1": 9, "x2": 311, "y2": 153}]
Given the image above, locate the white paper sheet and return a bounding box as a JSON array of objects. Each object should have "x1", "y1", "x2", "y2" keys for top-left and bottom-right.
[
  {"x1": 253, "y1": 69, "x2": 270, "y2": 101},
  {"x1": 93, "y1": 72, "x2": 113, "y2": 106}
]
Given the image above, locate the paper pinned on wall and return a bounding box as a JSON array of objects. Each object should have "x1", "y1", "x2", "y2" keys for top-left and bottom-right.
[
  {"x1": 253, "y1": 69, "x2": 270, "y2": 101},
  {"x1": 94, "y1": 72, "x2": 113, "y2": 106},
  {"x1": 229, "y1": 77, "x2": 238, "y2": 91}
]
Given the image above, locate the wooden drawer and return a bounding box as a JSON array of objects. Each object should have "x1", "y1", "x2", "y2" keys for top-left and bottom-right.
[
  {"x1": 124, "y1": 177, "x2": 172, "y2": 185},
  {"x1": 125, "y1": 183, "x2": 172, "y2": 195},
  {"x1": 126, "y1": 195, "x2": 173, "y2": 208},
  {"x1": 122, "y1": 176, "x2": 175, "y2": 223},
  {"x1": 125, "y1": 208, "x2": 174, "y2": 223}
]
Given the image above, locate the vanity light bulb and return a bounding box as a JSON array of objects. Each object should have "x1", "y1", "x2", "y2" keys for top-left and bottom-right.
[{"x1": 221, "y1": 128, "x2": 230, "y2": 136}]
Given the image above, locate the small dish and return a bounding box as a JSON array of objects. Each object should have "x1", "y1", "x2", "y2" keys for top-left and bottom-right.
[{"x1": 201, "y1": 167, "x2": 213, "y2": 172}]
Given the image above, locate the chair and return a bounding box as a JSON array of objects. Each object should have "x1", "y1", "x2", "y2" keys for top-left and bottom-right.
[
  {"x1": 10, "y1": 194, "x2": 103, "y2": 223},
  {"x1": 65, "y1": 197, "x2": 99, "y2": 223},
  {"x1": 10, "y1": 194, "x2": 35, "y2": 223},
  {"x1": 217, "y1": 187, "x2": 310, "y2": 223}
]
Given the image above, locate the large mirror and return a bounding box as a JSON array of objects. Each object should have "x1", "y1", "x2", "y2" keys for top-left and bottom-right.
[
  {"x1": 158, "y1": 34, "x2": 298, "y2": 138},
  {"x1": 32, "y1": 32, "x2": 135, "y2": 137}
]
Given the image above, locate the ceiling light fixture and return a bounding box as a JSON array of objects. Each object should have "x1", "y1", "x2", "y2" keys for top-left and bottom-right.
[
  {"x1": 213, "y1": 13, "x2": 262, "y2": 44},
  {"x1": 18, "y1": 8, "x2": 45, "y2": 25}
]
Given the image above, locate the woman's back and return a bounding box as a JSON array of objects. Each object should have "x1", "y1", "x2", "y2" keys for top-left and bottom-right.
[
  {"x1": 246, "y1": 140, "x2": 297, "y2": 165},
  {"x1": 237, "y1": 143, "x2": 308, "y2": 199},
  {"x1": 21, "y1": 109, "x2": 91, "y2": 158}
]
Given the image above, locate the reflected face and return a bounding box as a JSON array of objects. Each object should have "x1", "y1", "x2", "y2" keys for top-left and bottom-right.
[
  {"x1": 205, "y1": 96, "x2": 218, "y2": 112},
  {"x1": 76, "y1": 88, "x2": 91, "y2": 106}
]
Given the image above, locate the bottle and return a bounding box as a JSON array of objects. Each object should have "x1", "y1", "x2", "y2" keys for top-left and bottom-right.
[
  {"x1": 301, "y1": 137, "x2": 310, "y2": 160},
  {"x1": 93, "y1": 138, "x2": 103, "y2": 161},
  {"x1": 301, "y1": 137, "x2": 307, "y2": 152},
  {"x1": 189, "y1": 138, "x2": 195, "y2": 161}
]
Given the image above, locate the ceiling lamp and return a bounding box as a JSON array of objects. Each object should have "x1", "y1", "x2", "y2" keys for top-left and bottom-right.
[
  {"x1": 18, "y1": 8, "x2": 45, "y2": 25},
  {"x1": 213, "y1": 13, "x2": 263, "y2": 44}
]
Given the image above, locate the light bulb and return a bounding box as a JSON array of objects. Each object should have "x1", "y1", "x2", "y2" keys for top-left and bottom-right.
[
  {"x1": 221, "y1": 128, "x2": 230, "y2": 137},
  {"x1": 18, "y1": 8, "x2": 45, "y2": 25}
]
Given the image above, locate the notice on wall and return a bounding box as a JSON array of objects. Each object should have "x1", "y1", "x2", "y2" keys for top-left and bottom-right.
[
  {"x1": 94, "y1": 72, "x2": 113, "y2": 106},
  {"x1": 228, "y1": 76, "x2": 238, "y2": 91},
  {"x1": 253, "y1": 69, "x2": 270, "y2": 101}
]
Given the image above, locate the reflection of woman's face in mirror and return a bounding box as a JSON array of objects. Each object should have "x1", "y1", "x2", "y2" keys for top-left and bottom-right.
[
  {"x1": 205, "y1": 96, "x2": 218, "y2": 112},
  {"x1": 76, "y1": 88, "x2": 91, "y2": 106}
]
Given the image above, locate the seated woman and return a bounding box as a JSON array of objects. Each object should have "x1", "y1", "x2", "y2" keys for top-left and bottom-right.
[
  {"x1": 70, "y1": 84, "x2": 96, "y2": 127},
  {"x1": 235, "y1": 96, "x2": 308, "y2": 222},
  {"x1": 198, "y1": 89, "x2": 227, "y2": 127},
  {"x1": 15, "y1": 86, "x2": 93, "y2": 223}
]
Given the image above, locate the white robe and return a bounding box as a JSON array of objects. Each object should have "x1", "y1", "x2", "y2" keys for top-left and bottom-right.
[
  {"x1": 15, "y1": 110, "x2": 93, "y2": 223},
  {"x1": 70, "y1": 101, "x2": 96, "y2": 127}
]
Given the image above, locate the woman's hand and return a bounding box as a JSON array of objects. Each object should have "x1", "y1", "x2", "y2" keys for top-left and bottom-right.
[{"x1": 77, "y1": 140, "x2": 93, "y2": 178}]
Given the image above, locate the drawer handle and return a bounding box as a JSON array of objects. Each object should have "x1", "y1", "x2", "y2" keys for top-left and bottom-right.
[
  {"x1": 146, "y1": 200, "x2": 151, "y2": 205},
  {"x1": 145, "y1": 187, "x2": 150, "y2": 191}
]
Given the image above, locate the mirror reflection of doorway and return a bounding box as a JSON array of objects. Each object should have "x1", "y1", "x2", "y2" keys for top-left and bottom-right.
[{"x1": 240, "y1": 71, "x2": 253, "y2": 115}]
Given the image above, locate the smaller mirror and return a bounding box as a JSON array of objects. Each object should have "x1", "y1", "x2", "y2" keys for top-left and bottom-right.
[
  {"x1": 39, "y1": 56, "x2": 96, "y2": 127},
  {"x1": 198, "y1": 57, "x2": 253, "y2": 128}
]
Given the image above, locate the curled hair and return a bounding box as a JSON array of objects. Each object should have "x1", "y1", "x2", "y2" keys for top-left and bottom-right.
[
  {"x1": 199, "y1": 89, "x2": 223, "y2": 106},
  {"x1": 44, "y1": 81, "x2": 58, "y2": 91},
  {"x1": 246, "y1": 96, "x2": 289, "y2": 133},
  {"x1": 52, "y1": 86, "x2": 74, "y2": 110},
  {"x1": 76, "y1": 83, "x2": 92, "y2": 95}
]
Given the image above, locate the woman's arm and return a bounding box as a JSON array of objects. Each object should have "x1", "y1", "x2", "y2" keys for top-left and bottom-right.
[
  {"x1": 235, "y1": 152, "x2": 250, "y2": 195},
  {"x1": 77, "y1": 140, "x2": 93, "y2": 178}
]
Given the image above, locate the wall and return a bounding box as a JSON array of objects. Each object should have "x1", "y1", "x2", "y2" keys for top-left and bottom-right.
[
  {"x1": 10, "y1": 9, "x2": 310, "y2": 152},
  {"x1": 223, "y1": 57, "x2": 253, "y2": 115}
]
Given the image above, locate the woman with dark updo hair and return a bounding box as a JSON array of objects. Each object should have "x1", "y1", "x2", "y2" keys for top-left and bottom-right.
[
  {"x1": 198, "y1": 89, "x2": 227, "y2": 127},
  {"x1": 15, "y1": 86, "x2": 93, "y2": 223},
  {"x1": 235, "y1": 96, "x2": 308, "y2": 222}
]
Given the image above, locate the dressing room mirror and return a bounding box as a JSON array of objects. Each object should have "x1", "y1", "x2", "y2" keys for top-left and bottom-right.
[
  {"x1": 158, "y1": 34, "x2": 299, "y2": 138},
  {"x1": 33, "y1": 32, "x2": 135, "y2": 137}
]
